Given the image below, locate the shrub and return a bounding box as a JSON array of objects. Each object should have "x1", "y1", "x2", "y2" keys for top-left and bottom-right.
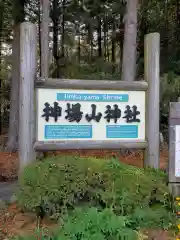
[
  {"x1": 128, "y1": 206, "x2": 175, "y2": 230},
  {"x1": 16, "y1": 155, "x2": 176, "y2": 227},
  {"x1": 12, "y1": 206, "x2": 176, "y2": 240},
  {"x1": 56, "y1": 207, "x2": 138, "y2": 239},
  {"x1": 13, "y1": 207, "x2": 138, "y2": 240}
]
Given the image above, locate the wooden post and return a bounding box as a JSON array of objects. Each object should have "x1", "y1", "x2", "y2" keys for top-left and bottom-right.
[
  {"x1": 19, "y1": 22, "x2": 37, "y2": 171},
  {"x1": 41, "y1": 0, "x2": 50, "y2": 79},
  {"x1": 168, "y1": 99, "x2": 180, "y2": 197},
  {"x1": 144, "y1": 33, "x2": 160, "y2": 169}
]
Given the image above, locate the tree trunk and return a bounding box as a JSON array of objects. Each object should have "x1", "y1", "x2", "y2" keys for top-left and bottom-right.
[
  {"x1": 77, "y1": 23, "x2": 81, "y2": 63},
  {"x1": 103, "y1": 16, "x2": 107, "y2": 61},
  {"x1": 5, "y1": 25, "x2": 20, "y2": 152},
  {"x1": 136, "y1": 4, "x2": 147, "y2": 77},
  {"x1": 6, "y1": 0, "x2": 26, "y2": 151},
  {"x1": 61, "y1": 0, "x2": 65, "y2": 57},
  {"x1": 177, "y1": 0, "x2": 180, "y2": 42},
  {"x1": 97, "y1": 17, "x2": 102, "y2": 58},
  {"x1": 163, "y1": 0, "x2": 169, "y2": 71},
  {"x1": 119, "y1": 14, "x2": 124, "y2": 71},
  {"x1": 111, "y1": 18, "x2": 116, "y2": 65},
  {"x1": 52, "y1": 0, "x2": 60, "y2": 77},
  {"x1": 41, "y1": 0, "x2": 50, "y2": 78},
  {"x1": 88, "y1": 23, "x2": 93, "y2": 61},
  {"x1": 0, "y1": 1, "x2": 4, "y2": 135},
  {"x1": 38, "y1": 0, "x2": 41, "y2": 76},
  {"x1": 121, "y1": 0, "x2": 138, "y2": 82},
  {"x1": 176, "y1": 0, "x2": 180, "y2": 60}
]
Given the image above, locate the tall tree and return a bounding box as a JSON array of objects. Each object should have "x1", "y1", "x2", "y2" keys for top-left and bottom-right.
[
  {"x1": 121, "y1": 0, "x2": 138, "y2": 81},
  {"x1": 97, "y1": 16, "x2": 102, "y2": 58},
  {"x1": 0, "y1": 1, "x2": 5, "y2": 134},
  {"x1": 5, "y1": 0, "x2": 26, "y2": 151},
  {"x1": 52, "y1": 0, "x2": 60, "y2": 77}
]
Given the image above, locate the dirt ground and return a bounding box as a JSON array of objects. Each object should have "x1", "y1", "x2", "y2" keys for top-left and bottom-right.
[
  {"x1": 0, "y1": 147, "x2": 173, "y2": 239},
  {"x1": 0, "y1": 152, "x2": 18, "y2": 181},
  {"x1": 0, "y1": 147, "x2": 168, "y2": 181},
  {"x1": 0, "y1": 204, "x2": 56, "y2": 238}
]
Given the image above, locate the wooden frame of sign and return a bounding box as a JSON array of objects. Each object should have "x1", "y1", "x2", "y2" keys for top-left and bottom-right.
[{"x1": 18, "y1": 22, "x2": 160, "y2": 172}]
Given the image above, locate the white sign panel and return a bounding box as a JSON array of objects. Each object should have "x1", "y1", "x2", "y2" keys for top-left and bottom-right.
[
  {"x1": 175, "y1": 125, "x2": 180, "y2": 177},
  {"x1": 36, "y1": 89, "x2": 145, "y2": 142}
]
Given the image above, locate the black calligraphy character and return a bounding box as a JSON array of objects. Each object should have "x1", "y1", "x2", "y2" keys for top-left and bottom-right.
[
  {"x1": 123, "y1": 105, "x2": 140, "y2": 123},
  {"x1": 41, "y1": 102, "x2": 51, "y2": 122},
  {"x1": 41, "y1": 102, "x2": 62, "y2": 122},
  {"x1": 104, "y1": 104, "x2": 121, "y2": 123},
  {"x1": 51, "y1": 102, "x2": 62, "y2": 122},
  {"x1": 65, "y1": 103, "x2": 83, "y2": 122},
  {"x1": 85, "y1": 104, "x2": 102, "y2": 122}
]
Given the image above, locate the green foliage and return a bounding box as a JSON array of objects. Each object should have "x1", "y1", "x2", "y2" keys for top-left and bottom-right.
[
  {"x1": 56, "y1": 207, "x2": 138, "y2": 239},
  {"x1": 12, "y1": 205, "x2": 176, "y2": 240},
  {"x1": 128, "y1": 206, "x2": 174, "y2": 230},
  {"x1": 50, "y1": 59, "x2": 121, "y2": 80},
  {"x1": 13, "y1": 208, "x2": 138, "y2": 240},
  {"x1": 16, "y1": 155, "x2": 176, "y2": 230},
  {"x1": 160, "y1": 72, "x2": 180, "y2": 136}
]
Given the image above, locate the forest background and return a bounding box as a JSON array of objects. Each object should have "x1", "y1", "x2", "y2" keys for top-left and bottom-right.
[{"x1": 0, "y1": 0, "x2": 179, "y2": 151}]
